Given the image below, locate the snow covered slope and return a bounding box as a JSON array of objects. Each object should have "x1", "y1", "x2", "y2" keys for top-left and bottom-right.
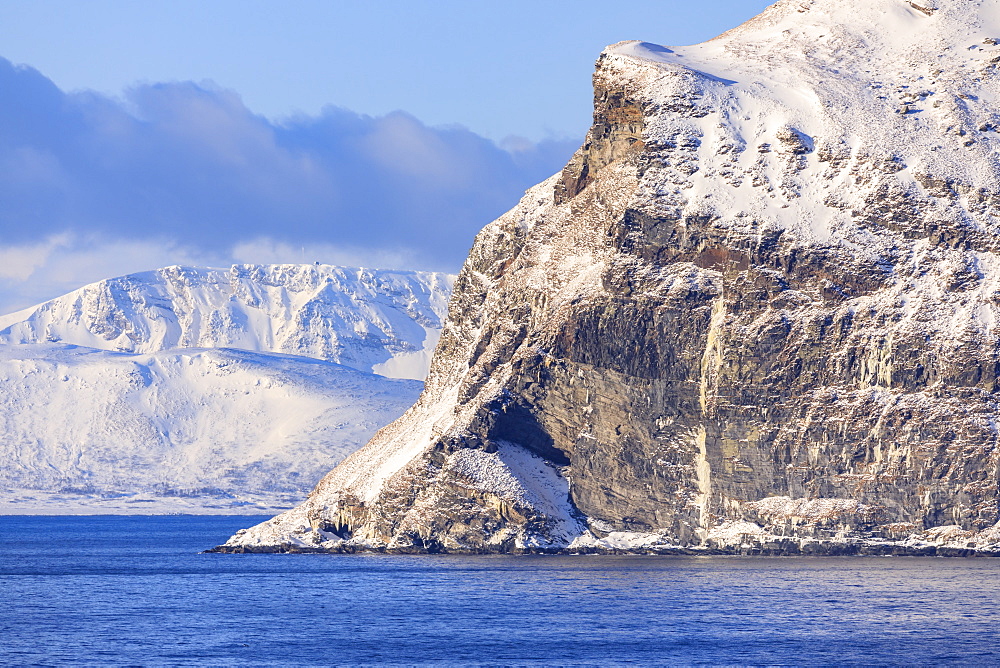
[
  {"x1": 0, "y1": 264, "x2": 453, "y2": 513},
  {"x1": 0, "y1": 264, "x2": 454, "y2": 381},
  {"x1": 219, "y1": 0, "x2": 1000, "y2": 554},
  {"x1": 0, "y1": 344, "x2": 422, "y2": 514}
]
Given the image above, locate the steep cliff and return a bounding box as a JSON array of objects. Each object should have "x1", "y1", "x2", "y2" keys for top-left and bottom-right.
[{"x1": 219, "y1": 0, "x2": 1000, "y2": 554}]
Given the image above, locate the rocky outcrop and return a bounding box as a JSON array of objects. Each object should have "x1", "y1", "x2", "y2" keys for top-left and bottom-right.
[{"x1": 217, "y1": 0, "x2": 1000, "y2": 555}]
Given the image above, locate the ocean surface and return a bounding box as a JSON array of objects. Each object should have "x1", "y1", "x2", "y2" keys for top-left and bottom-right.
[{"x1": 1, "y1": 515, "x2": 998, "y2": 666}]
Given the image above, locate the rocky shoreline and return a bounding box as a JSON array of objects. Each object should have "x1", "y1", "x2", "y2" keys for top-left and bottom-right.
[{"x1": 206, "y1": 541, "x2": 1000, "y2": 557}]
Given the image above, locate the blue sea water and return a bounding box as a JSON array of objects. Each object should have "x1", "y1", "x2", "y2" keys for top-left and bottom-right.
[{"x1": 1, "y1": 515, "x2": 998, "y2": 666}]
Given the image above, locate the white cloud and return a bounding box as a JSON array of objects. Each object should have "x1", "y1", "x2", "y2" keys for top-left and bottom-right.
[
  {"x1": 0, "y1": 57, "x2": 579, "y2": 315},
  {"x1": 0, "y1": 233, "x2": 453, "y2": 315},
  {"x1": 0, "y1": 234, "x2": 218, "y2": 314},
  {"x1": 230, "y1": 237, "x2": 427, "y2": 272},
  {"x1": 0, "y1": 234, "x2": 72, "y2": 281}
]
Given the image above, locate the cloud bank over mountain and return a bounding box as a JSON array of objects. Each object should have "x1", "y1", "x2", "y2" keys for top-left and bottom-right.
[{"x1": 0, "y1": 57, "x2": 577, "y2": 312}]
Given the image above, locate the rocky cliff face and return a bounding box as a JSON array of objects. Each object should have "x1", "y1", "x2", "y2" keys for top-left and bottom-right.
[{"x1": 219, "y1": 0, "x2": 1000, "y2": 554}]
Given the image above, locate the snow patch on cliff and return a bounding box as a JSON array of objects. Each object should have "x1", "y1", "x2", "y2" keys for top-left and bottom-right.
[
  {"x1": 746, "y1": 496, "x2": 879, "y2": 522},
  {"x1": 446, "y1": 441, "x2": 584, "y2": 548}
]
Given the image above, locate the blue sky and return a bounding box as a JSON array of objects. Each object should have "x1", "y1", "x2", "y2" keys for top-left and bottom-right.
[{"x1": 0, "y1": 0, "x2": 772, "y2": 312}]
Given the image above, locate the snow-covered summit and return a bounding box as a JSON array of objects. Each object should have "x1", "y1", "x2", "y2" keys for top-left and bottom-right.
[
  {"x1": 597, "y1": 0, "x2": 1000, "y2": 245},
  {"x1": 658, "y1": 0, "x2": 997, "y2": 71},
  {"x1": 0, "y1": 264, "x2": 455, "y2": 380}
]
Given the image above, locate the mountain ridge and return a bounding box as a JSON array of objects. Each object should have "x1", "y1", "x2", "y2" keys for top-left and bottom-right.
[{"x1": 0, "y1": 263, "x2": 454, "y2": 381}]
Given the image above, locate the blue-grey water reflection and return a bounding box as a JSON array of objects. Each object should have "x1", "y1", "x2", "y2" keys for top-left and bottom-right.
[{"x1": 1, "y1": 515, "x2": 997, "y2": 665}]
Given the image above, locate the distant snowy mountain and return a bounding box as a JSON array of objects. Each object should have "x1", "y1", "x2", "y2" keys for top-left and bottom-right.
[
  {"x1": 0, "y1": 264, "x2": 454, "y2": 513},
  {"x1": 0, "y1": 264, "x2": 455, "y2": 380},
  {"x1": 0, "y1": 344, "x2": 422, "y2": 514}
]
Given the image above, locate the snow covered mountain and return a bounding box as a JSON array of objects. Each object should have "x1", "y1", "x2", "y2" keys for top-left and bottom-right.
[
  {"x1": 220, "y1": 0, "x2": 1000, "y2": 554},
  {"x1": 0, "y1": 264, "x2": 454, "y2": 380},
  {"x1": 0, "y1": 264, "x2": 453, "y2": 513},
  {"x1": 0, "y1": 345, "x2": 422, "y2": 513}
]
